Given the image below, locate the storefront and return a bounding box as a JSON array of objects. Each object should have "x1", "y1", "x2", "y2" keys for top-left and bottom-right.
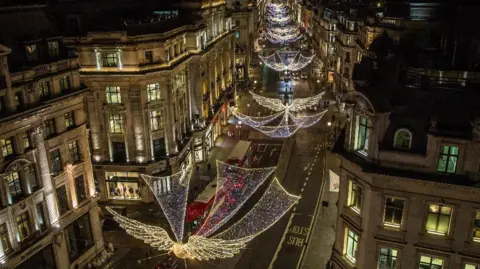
[
  {"x1": 15, "y1": 245, "x2": 56, "y2": 269},
  {"x1": 105, "y1": 172, "x2": 142, "y2": 200}
]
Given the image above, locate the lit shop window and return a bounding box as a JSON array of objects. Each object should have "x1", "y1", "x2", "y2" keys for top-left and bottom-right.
[{"x1": 106, "y1": 172, "x2": 141, "y2": 200}]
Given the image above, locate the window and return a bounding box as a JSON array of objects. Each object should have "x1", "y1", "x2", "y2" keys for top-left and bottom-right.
[
  {"x1": 347, "y1": 180, "x2": 362, "y2": 213},
  {"x1": 345, "y1": 52, "x2": 350, "y2": 63},
  {"x1": 16, "y1": 212, "x2": 31, "y2": 241},
  {"x1": 150, "y1": 110, "x2": 164, "y2": 131},
  {"x1": 112, "y1": 142, "x2": 126, "y2": 163},
  {"x1": 384, "y1": 197, "x2": 405, "y2": 228},
  {"x1": 75, "y1": 175, "x2": 86, "y2": 204},
  {"x1": 106, "y1": 86, "x2": 121, "y2": 103},
  {"x1": 59, "y1": 76, "x2": 70, "y2": 92},
  {"x1": 355, "y1": 116, "x2": 369, "y2": 155},
  {"x1": 426, "y1": 204, "x2": 452, "y2": 236},
  {"x1": 44, "y1": 118, "x2": 56, "y2": 137},
  {"x1": 147, "y1": 83, "x2": 161, "y2": 101},
  {"x1": 437, "y1": 145, "x2": 459, "y2": 174},
  {"x1": 153, "y1": 138, "x2": 166, "y2": 159},
  {"x1": 465, "y1": 264, "x2": 480, "y2": 269},
  {"x1": 106, "y1": 172, "x2": 141, "y2": 200},
  {"x1": 64, "y1": 111, "x2": 75, "y2": 129},
  {"x1": 15, "y1": 92, "x2": 24, "y2": 108},
  {"x1": 64, "y1": 214, "x2": 93, "y2": 262},
  {"x1": 473, "y1": 210, "x2": 480, "y2": 242},
  {"x1": 378, "y1": 247, "x2": 397, "y2": 269},
  {"x1": 344, "y1": 228, "x2": 358, "y2": 263},
  {"x1": 6, "y1": 171, "x2": 23, "y2": 200},
  {"x1": 23, "y1": 132, "x2": 30, "y2": 149},
  {"x1": 68, "y1": 141, "x2": 81, "y2": 163},
  {"x1": 0, "y1": 137, "x2": 14, "y2": 157},
  {"x1": 27, "y1": 164, "x2": 38, "y2": 190},
  {"x1": 145, "y1": 51, "x2": 153, "y2": 63},
  {"x1": 102, "y1": 53, "x2": 118, "y2": 67},
  {"x1": 236, "y1": 31, "x2": 240, "y2": 39},
  {"x1": 0, "y1": 223, "x2": 11, "y2": 254},
  {"x1": 419, "y1": 255, "x2": 443, "y2": 269},
  {"x1": 37, "y1": 81, "x2": 50, "y2": 100},
  {"x1": 50, "y1": 149, "x2": 62, "y2": 173},
  {"x1": 25, "y1": 44, "x2": 38, "y2": 61},
  {"x1": 48, "y1": 41, "x2": 59, "y2": 57},
  {"x1": 109, "y1": 114, "x2": 124, "y2": 134},
  {"x1": 36, "y1": 202, "x2": 47, "y2": 233},
  {"x1": 56, "y1": 185, "x2": 69, "y2": 215},
  {"x1": 394, "y1": 129, "x2": 412, "y2": 149}
]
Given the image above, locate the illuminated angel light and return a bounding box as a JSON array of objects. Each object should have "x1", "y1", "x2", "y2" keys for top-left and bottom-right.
[
  {"x1": 106, "y1": 163, "x2": 299, "y2": 261},
  {"x1": 232, "y1": 91, "x2": 328, "y2": 138},
  {"x1": 259, "y1": 50, "x2": 315, "y2": 72},
  {"x1": 266, "y1": 32, "x2": 303, "y2": 44},
  {"x1": 268, "y1": 14, "x2": 292, "y2": 24},
  {"x1": 268, "y1": 25, "x2": 299, "y2": 35}
]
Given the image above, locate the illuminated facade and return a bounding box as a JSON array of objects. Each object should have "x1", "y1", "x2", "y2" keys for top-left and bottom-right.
[
  {"x1": 64, "y1": 2, "x2": 235, "y2": 203},
  {"x1": 0, "y1": 7, "x2": 104, "y2": 269}
]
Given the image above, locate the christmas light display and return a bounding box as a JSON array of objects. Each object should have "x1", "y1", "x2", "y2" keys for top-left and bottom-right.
[
  {"x1": 106, "y1": 164, "x2": 299, "y2": 261},
  {"x1": 141, "y1": 166, "x2": 192, "y2": 242},
  {"x1": 195, "y1": 161, "x2": 276, "y2": 237},
  {"x1": 231, "y1": 92, "x2": 328, "y2": 138},
  {"x1": 268, "y1": 25, "x2": 299, "y2": 35},
  {"x1": 266, "y1": 31, "x2": 303, "y2": 44},
  {"x1": 259, "y1": 50, "x2": 315, "y2": 72},
  {"x1": 268, "y1": 15, "x2": 292, "y2": 24}
]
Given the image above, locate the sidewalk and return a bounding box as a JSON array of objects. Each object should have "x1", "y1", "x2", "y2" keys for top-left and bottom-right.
[{"x1": 300, "y1": 176, "x2": 338, "y2": 269}]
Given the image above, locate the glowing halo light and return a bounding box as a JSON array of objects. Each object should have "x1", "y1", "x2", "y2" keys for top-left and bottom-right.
[{"x1": 105, "y1": 162, "x2": 299, "y2": 261}]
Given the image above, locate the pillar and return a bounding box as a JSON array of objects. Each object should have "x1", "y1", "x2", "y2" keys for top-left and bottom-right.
[{"x1": 33, "y1": 127, "x2": 60, "y2": 226}]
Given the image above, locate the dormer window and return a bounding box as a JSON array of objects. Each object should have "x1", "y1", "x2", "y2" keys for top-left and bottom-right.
[
  {"x1": 25, "y1": 44, "x2": 38, "y2": 61},
  {"x1": 355, "y1": 115, "x2": 369, "y2": 156},
  {"x1": 437, "y1": 145, "x2": 459, "y2": 174},
  {"x1": 393, "y1": 129, "x2": 412, "y2": 150},
  {"x1": 48, "y1": 41, "x2": 59, "y2": 57}
]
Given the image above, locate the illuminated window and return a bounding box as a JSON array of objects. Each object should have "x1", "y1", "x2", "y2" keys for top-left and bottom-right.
[
  {"x1": 472, "y1": 210, "x2": 480, "y2": 242},
  {"x1": 383, "y1": 197, "x2": 405, "y2": 228},
  {"x1": 102, "y1": 53, "x2": 118, "y2": 67},
  {"x1": 378, "y1": 247, "x2": 397, "y2": 269},
  {"x1": 44, "y1": 118, "x2": 56, "y2": 137},
  {"x1": 59, "y1": 76, "x2": 70, "y2": 92},
  {"x1": 236, "y1": 31, "x2": 240, "y2": 39},
  {"x1": 0, "y1": 137, "x2": 14, "y2": 157},
  {"x1": 37, "y1": 81, "x2": 50, "y2": 100},
  {"x1": 347, "y1": 180, "x2": 362, "y2": 214},
  {"x1": 106, "y1": 86, "x2": 121, "y2": 103},
  {"x1": 394, "y1": 129, "x2": 412, "y2": 150},
  {"x1": 25, "y1": 44, "x2": 38, "y2": 61},
  {"x1": 68, "y1": 141, "x2": 81, "y2": 163},
  {"x1": 426, "y1": 204, "x2": 452, "y2": 236},
  {"x1": 419, "y1": 255, "x2": 443, "y2": 269},
  {"x1": 344, "y1": 228, "x2": 358, "y2": 263},
  {"x1": 16, "y1": 212, "x2": 31, "y2": 241},
  {"x1": 23, "y1": 132, "x2": 30, "y2": 150},
  {"x1": 50, "y1": 149, "x2": 62, "y2": 173},
  {"x1": 150, "y1": 110, "x2": 164, "y2": 131},
  {"x1": 147, "y1": 83, "x2": 161, "y2": 101},
  {"x1": 109, "y1": 114, "x2": 124, "y2": 134},
  {"x1": 0, "y1": 223, "x2": 11, "y2": 254},
  {"x1": 437, "y1": 145, "x2": 459, "y2": 174},
  {"x1": 6, "y1": 172, "x2": 22, "y2": 200},
  {"x1": 56, "y1": 185, "x2": 69, "y2": 215},
  {"x1": 465, "y1": 263, "x2": 480, "y2": 269},
  {"x1": 64, "y1": 111, "x2": 75, "y2": 129},
  {"x1": 355, "y1": 115, "x2": 368, "y2": 155},
  {"x1": 48, "y1": 41, "x2": 59, "y2": 57}
]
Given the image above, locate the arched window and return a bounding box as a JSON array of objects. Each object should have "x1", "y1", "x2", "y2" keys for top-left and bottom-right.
[{"x1": 393, "y1": 129, "x2": 412, "y2": 150}]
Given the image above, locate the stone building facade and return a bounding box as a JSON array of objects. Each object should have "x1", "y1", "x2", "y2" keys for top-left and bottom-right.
[
  {"x1": 0, "y1": 7, "x2": 104, "y2": 269},
  {"x1": 63, "y1": 1, "x2": 235, "y2": 204}
]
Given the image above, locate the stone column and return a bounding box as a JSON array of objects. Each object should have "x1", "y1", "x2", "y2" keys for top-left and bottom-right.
[
  {"x1": 64, "y1": 164, "x2": 77, "y2": 209},
  {"x1": 33, "y1": 127, "x2": 59, "y2": 226},
  {"x1": 130, "y1": 89, "x2": 145, "y2": 163},
  {"x1": 165, "y1": 83, "x2": 178, "y2": 154}
]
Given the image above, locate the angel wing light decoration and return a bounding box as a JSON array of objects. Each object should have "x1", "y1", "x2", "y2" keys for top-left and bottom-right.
[
  {"x1": 259, "y1": 50, "x2": 315, "y2": 72},
  {"x1": 106, "y1": 161, "x2": 299, "y2": 261}
]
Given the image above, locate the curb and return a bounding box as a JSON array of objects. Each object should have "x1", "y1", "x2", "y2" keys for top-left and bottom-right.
[{"x1": 275, "y1": 137, "x2": 296, "y2": 182}]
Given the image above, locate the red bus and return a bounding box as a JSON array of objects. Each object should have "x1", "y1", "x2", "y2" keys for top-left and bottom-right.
[
  {"x1": 186, "y1": 181, "x2": 218, "y2": 232},
  {"x1": 226, "y1": 140, "x2": 252, "y2": 167}
]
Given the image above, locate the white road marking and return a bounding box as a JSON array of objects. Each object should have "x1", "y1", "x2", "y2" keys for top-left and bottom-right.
[
  {"x1": 308, "y1": 171, "x2": 311, "y2": 176},
  {"x1": 303, "y1": 182, "x2": 307, "y2": 186},
  {"x1": 268, "y1": 213, "x2": 297, "y2": 269},
  {"x1": 301, "y1": 187, "x2": 304, "y2": 192},
  {"x1": 305, "y1": 177, "x2": 309, "y2": 181}
]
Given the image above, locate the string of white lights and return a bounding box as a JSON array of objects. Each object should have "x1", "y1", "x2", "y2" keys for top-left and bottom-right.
[
  {"x1": 258, "y1": 50, "x2": 315, "y2": 72},
  {"x1": 249, "y1": 91, "x2": 286, "y2": 112},
  {"x1": 195, "y1": 161, "x2": 276, "y2": 237},
  {"x1": 290, "y1": 109, "x2": 329, "y2": 128},
  {"x1": 268, "y1": 25, "x2": 299, "y2": 35},
  {"x1": 266, "y1": 32, "x2": 303, "y2": 44},
  {"x1": 232, "y1": 109, "x2": 284, "y2": 127},
  {"x1": 288, "y1": 91, "x2": 326, "y2": 112},
  {"x1": 214, "y1": 177, "x2": 300, "y2": 241},
  {"x1": 141, "y1": 166, "x2": 192, "y2": 242}
]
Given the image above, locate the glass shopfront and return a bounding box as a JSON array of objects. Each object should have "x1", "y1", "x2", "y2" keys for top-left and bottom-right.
[
  {"x1": 15, "y1": 245, "x2": 56, "y2": 269},
  {"x1": 105, "y1": 172, "x2": 141, "y2": 200}
]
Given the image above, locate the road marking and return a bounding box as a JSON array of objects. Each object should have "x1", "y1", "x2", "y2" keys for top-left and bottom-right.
[
  {"x1": 303, "y1": 182, "x2": 307, "y2": 186},
  {"x1": 268, "y1": 212, "x2": 297, "y2": 269},
  {"x1": 305, "y1": 177, "x2": 309, "y2": 181},
  {"x1": 308, "y1": 171, "x2": 311, "y2": 176},
  {"x1": 301, "y1": 187, "x2": 304, "y2": 192}
]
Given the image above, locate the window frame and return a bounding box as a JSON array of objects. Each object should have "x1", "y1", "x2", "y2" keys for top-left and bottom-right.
[
  {"x1": 347, "y1": 179, "x2": 362, "y2": 214},
  {"x1": 437, "y1": 145, "x2": 459, "y2": 174},
  {"x1": 419, "y1": 254, "x2": 444, "y2": 269},
  {"x1": 383, "y1": 196, "x2": 406, "y2": 228},
  {"x1": 472, "y1": 209, "x2": 480, "y2": 243},
  {"x1": 355, "y1": 115, "x2": 369, "y2": 155},
  {"x1": 44, "y1": 118, "x2": 57, "y2": 137},
  {"x1": 106, "y1": 86, "x2": 121, "y2": 104},
  {"x1": 56, "y1": 185, "x2": 70, "y2": 215},
  {"x1": 344, "y1": 227, "x2": 359, "y2": 264},
  {"x1": 6, "y1": 171, "x2": 23, "y2": 201},
  {"x1": 64, "y1": 111, "x2": 75, "y2": 129},
  {"x1": 102, "y1": 53, "x2": 118, "y2": 67},
  {"x1": 147, "y1": 83, "x2": 161, "y2": 102},
  {"x1": 144, "y1": 50, "x2": 153, "y2": 63},
  {"x1": 0, "y1": 223, "x2": 11, "y2": 254},
  {"x1": 25, "y1": 44, "x2": 38, "y2": 61},
  {"x1": 150, "y1": 110, "x2": 164, "y2": 131},
  {"x1": 426, "y1": 203, "x2": 453, "y2": 236},
  {"x1": 16, "y1": 211, "x2": 31, "y2": 242},
  {"x1": 377, "y1": 246, "x2": 398, "y2": 269},
  {"x1": 47, "y1": 41, "x2": 59, "y2": 57},
  {"x1": 75, "y1": 175, "x2": 87, "y2": 204},
  {"x1": 59, "y1": 76, "x2": 70, "y2": 92},
  {"x1": 68, "y1": 140, "x2": 81, "y2": 163},
  {"x1": 50, "y1": 149, "x2": 62, "y2": 173},
  {"x1": 393, "y1": 128, "x2": 412, "y2": 150},
  {"x1": 0, "y1": 137, "x2": 14, "y2": 157},
  {"x1": 109, "y1": 114, "x2": 124, "y2": 134}
]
